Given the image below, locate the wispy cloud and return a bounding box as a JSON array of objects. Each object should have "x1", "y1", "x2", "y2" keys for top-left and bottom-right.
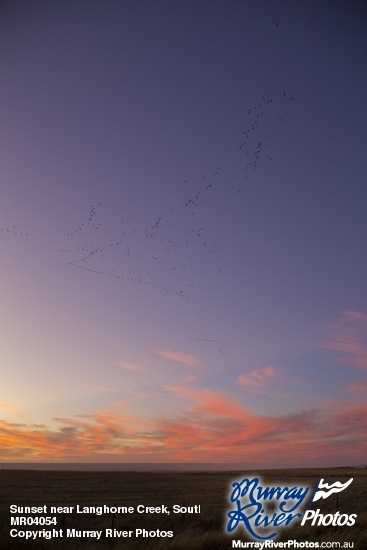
[
  {"x1": 343, "y1": 380, "x2": 367, "y2": 392},
  {"x1": 125, "y1": 389, "x2": 162, "y2": 400},
  {"x1": 162, "y1": 385, "x2": 250, "y2": 420},
  {"x1": 0, "y1": 403, "x2": 19, "y2": 412},
  {"x1": 319, "y1": 310, "x2": 367, "y2": 369},
  {"x1": 1, "y1": 390, "x2": 366, "y2": 466},
  {"x1": 0, "y1": 403, "x2": 21, "y2": 418},
  {"x1": 92, "y1": 386, "x2": 124, "y2": 394},
  {"x1": 153, "y1": 348, "x2": 200, "y2": 366},
  {"x1": 115, "y1": 361, "x2": 150, "y2": 373},
  {"x1": 184, "y1": 375, "x2": 198, "y2": 383},
  {"x1": 236, "y1": 365, "x2": 276, "y2": 390},
  {"x1": 162, "y1": 384, "x2": 186, "y2": 394},
  {"x1": 319, "y1": 401, "x2": 367, "y2": 440}
]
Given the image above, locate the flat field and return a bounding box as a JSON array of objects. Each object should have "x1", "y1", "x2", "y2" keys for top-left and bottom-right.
[{"x1": 0, "y1": 468, "x2": 365, "y2": 549}]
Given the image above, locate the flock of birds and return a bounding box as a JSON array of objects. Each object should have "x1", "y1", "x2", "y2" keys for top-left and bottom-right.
[
  {"x1": 0, "y1": 225, "x2": 29, "y2": 237},
  {"x1": 2, "y1": 91, "x2": 296, "y2": 312}
]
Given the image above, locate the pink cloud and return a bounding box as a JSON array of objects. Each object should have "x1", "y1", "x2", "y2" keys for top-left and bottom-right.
[
  {"x1": 343, "y1": 380, "x2": 367, "y2": 392},
  {"x1": 319, "y1": 401, "x2": 367, "y2": 440},
  {"x1": 319, "y1": 310, "x2": 367, "y2": 369},
  {"x1": 162, "y1": 384, "x2": 186, "y2": 394},
  {"x1": 237, "y1": 365, "x2": 276, "y2": 389},
  {"x1": 153, "y1": 348, "x2": 200, "y2": 366},
  {"x1": 163, "y1": 385, "x2": 251, "y2": 420},
  {"x1": 195, "y1": 390, "x2": 250, "y2": 421},
  {"x1": 125, "y1": 389, "x2": 161, "y2": 400},
  {"x1": 115, "y1": 361, "x2": 150, "y2": 372},
  {"x1": 1, "y1": 389, "x2": 366, "y2": 466},
  {"x1": 184, "y1": 375, "x2": 198, "y2": 382}
]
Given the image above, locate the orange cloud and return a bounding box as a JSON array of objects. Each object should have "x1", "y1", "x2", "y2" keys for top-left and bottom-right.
[
  {"x1": 162, "y1": 385, "x2": 251, "y2": 421},
  {"x1": 153, "y1": 348, "x2": 200, "y2": 366},
  {"x1": 319, "y1": 310, "x2": 367, "y2": 369},
  {"x1": 0, "y1": 403, "x2": 19, "y2": 412},
  {"x1": 195, "y1": 390, "x2": 250, "y2": 421},
  {"x1": 237, "y1": 365, "x2": 276, "y2": 389},
  {"x1": 1, "y1": 391, "x2": 366, "y2": 466}
]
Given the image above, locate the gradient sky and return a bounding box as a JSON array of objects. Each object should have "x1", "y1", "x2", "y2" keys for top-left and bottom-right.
[{"x1": 1, "y1": 0, "x2": 367, "y2": 467}]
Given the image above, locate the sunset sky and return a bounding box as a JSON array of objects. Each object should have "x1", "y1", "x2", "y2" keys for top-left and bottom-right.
[{"x1": 1, "y1": 0, "x2": 367, "y2": 468}]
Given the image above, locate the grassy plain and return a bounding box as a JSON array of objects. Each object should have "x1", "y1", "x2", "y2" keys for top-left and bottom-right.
[{"x1": 0, "y1": 467, "x2": 365, "y2": 549}]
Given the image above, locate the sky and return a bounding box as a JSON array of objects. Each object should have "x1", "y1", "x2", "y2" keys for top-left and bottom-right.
[{"x1": 1, "y1": 0, "x2": 367, "y2": 468}]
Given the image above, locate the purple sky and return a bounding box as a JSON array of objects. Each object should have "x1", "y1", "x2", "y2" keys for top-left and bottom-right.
[{"x1": 1, "y1": 1, "x2": 367, "y2": 467}]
